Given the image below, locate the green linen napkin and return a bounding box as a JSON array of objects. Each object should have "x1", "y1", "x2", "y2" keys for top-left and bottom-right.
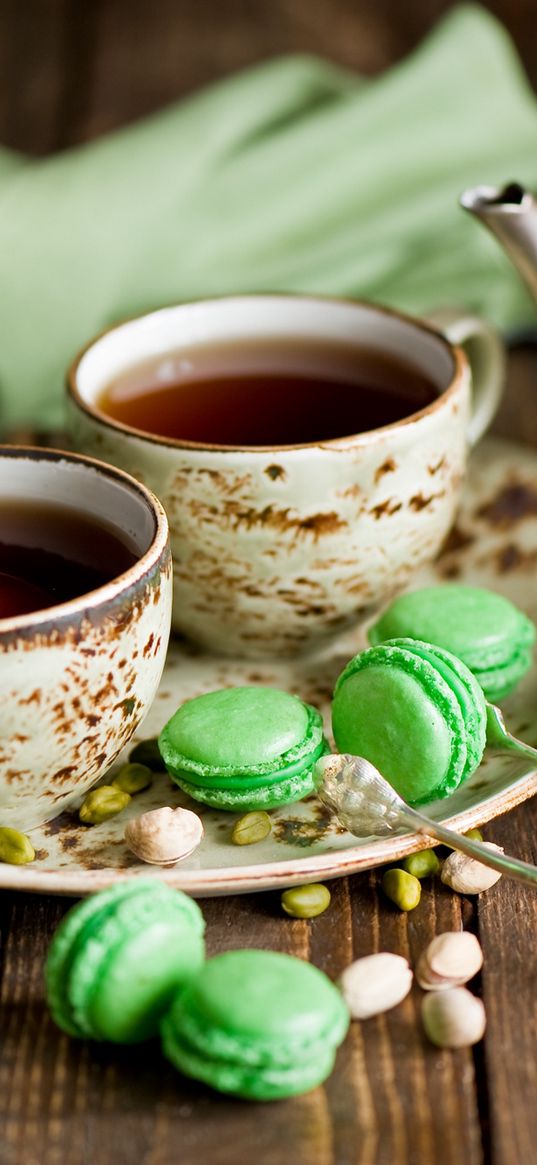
[{"x1": 1, "y1": 3, "x2": 537, "y2": 431}]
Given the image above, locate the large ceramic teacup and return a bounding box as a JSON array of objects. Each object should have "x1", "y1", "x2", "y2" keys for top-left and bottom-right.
[
  {"x1": 67, "y1": 296, "x2": 503, "y2": 657},
  {"x1": 0, "y1": 447, "x2": 172, "y2": 828}
]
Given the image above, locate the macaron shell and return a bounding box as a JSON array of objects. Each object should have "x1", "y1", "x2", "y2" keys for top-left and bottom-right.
[
  {"x1": 161, "y1": 950, "x2": 349, "y2": 1101},
  {"x1": 162, "y1": 1019, "x2": 338, "y2": 1100},
  {"x1": 176, "y1": 758, "x2": 320, "y2": 811},
  {"x1": 88, "y1": 921, "x2": 205, "y2": 1043},
  {"x1": 387, "y1": 639, "x2": 487, "y2": 782},
  {"x1": 172, "y1": 950, "x2": 348, "y2": 1055},
  {"x1": 475, "y1": 645, "x2": 534, "y2": 702},
  {"x1": 369, "y1": 585, "x2": 535, "y2": 674},
  {"x1": 46, "y1": 881, "x2": 204, "y2": 1042},
  {"x1": 68, "y1": 886, "x2": 204, "y2": 1041},
  {"x1": 45, "y1": 880, "x2": 158, "y2": 1037},
  {"x1": 332, "y1": 643, "x2": 468, "y2": 803},
  {"x1": 160, "y1": 688, "x2": 314, "y2": 773}
]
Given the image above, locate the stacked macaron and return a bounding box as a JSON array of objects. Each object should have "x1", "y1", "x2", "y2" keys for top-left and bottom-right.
[
  {"x1": 46, "y1": 882, "x2": 349, "y2": 1100},
  {"x1": 46, "y1": 879, "x2": 205, "y2": 1043},
  {"x1": 159, "y1": 686, "x2": 328, "y2": 812},
  {"x1": 369, "y1": 584, "x2": 535, "y2": 703},
  {"x1": 332, "y1": 638, "x2": 488, "y2": 804},
  {"x1": 162, "y1": 949, "x2": 349, "y2": 1101}
]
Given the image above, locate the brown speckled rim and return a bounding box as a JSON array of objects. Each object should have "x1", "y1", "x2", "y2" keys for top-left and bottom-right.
[
  {"x1": 67, "y1": 294, "x2": 468, "y2": 454},
  {"x1": 0, "y1": 445, "x2": 170, "y2": 636},
  {"x1": 0, "y1": 766, "x2": 534, "y2": 897}
]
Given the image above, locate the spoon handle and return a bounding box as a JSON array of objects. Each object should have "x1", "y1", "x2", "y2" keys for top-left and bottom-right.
[
  {"x1": 486, "y1": 702, "x2": 537, "y2": 764},
  {"x1": 403, "y1": 806, "x2": 537, "y2": 886}
]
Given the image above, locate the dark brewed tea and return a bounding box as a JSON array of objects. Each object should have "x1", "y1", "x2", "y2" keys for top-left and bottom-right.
[
  {"x1": 97, "y1": 337, "x2": 438, "y2": 445},
  {"x1": 0, "y1": 501, "x2": 138, "y2": 619}
]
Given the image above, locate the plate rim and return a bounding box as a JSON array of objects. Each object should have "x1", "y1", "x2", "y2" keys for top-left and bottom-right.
[{"x1": 2, "y1": 767, "x2": 535, "y2": 897}]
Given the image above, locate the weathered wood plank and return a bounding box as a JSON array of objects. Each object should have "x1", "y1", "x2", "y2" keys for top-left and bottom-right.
[{"x1": 478, "y1": 797, "x2": 537, "y2": 1165}]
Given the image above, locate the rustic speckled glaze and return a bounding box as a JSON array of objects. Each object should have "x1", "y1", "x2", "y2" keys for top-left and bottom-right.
[
  {"x1": 67, "y1": 296, "x2": 503, "y2": 656},
  {"x1": 0, "y1": 435, "x2": 536, "y2": 896},
  {"x1": 0, "y1": 448, "x2": 172, "y2": 829}
]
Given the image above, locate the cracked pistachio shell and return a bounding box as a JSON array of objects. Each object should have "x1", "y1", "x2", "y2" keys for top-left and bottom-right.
[
  {"x1": 441, "y1": 844, "x2": 503, "y2": 894},
  {"x1": 422, "y1": 987, "x2": 486, "y2": 1047},
  {"x1": 417, "y1": 932, "x2": 483, "y2": 990},
  {"x1": 124, "y1": 806, "x2": 204, "y2": 866},
  {"x1": 340, "y1": 953, "x2": 413, "y2": 1019}
]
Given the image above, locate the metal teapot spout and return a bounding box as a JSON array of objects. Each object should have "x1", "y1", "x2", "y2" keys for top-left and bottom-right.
[{"x1": 461, "y1": 182, "x2": 537, "y2": 305}]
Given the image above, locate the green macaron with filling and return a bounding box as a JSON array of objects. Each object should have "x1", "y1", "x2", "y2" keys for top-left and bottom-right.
[
  {"x1": 46, "y1": 880, "x2": 205, "y2": 1043},
  {"x1": 332, "y1": 638, "x2": 488, "y2": 805},
  {"x1": 161, "y1": 948, "x2": 350, "y2": 1101},
  {"x1": 159, "y1": 686, "x2": 328, "y2": 812},
  {"x1": 369, "y1": 584, "x2": 535, "y2": 702}
]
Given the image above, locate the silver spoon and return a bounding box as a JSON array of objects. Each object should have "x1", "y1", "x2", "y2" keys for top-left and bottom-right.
[
  {"x1": 314, "y1": 752, "x2": 537, "y2": 886},
  {"x1": 485, "y1": 700, "x2": 537, "y2": 763}
]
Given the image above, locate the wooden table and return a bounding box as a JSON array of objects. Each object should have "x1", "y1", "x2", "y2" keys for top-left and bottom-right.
[{"x1": 1, "y1": 3, "x2": 537, "y2": 1162}]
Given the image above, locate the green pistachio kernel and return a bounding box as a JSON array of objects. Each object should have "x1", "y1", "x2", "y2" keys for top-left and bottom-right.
[
  {"x1": 112, "y1": 763, "x2": 153, "y2": 795},
  {"x1": 464, "y1": 828, "x2": 484, "y2": 842},
  {"x1": 79, "y1": 786, "x2": 131, "y2": 825},
  {"x1": 231, "y1": 811, "x2": 272, "y2": 846},
  {"x1": 0, "y1": 826, "x2": 35, "y2": 865},
  {"x1": 382, "y1": 868, "x2": 422, "y2": 912},
  {"x1": 129, "y1": 738, "x2": 166, "y2": 771},
  {"x1": 281, "y1": 883, "x2": 331, "y2": 919},
  {"x1": 401, "y1": 849, "x2": 441, "y2": 879}
]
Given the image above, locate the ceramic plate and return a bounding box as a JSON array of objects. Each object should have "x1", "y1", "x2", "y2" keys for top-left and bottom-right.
[{"x1": 4, "y1": 435, "x2": 537, "y2": 896}]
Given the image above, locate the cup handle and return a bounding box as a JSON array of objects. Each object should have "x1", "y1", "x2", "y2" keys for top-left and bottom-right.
[{"x1": 424, "y1": 307, "x2": 505, "y2": 447}]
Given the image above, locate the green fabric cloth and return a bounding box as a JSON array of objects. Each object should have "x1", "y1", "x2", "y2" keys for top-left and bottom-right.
[{"x1": 1, "y1": 3, "x2": 537, "y2": 431}]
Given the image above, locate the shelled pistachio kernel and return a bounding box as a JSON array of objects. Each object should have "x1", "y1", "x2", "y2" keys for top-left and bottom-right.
[
  {"x1": 231, "y1": 811, "x2": 272, "y2": 846},
  {"x1": 401, "y1": 849, "x2": 440, "y2": 879},
  {"x1": 421, "y1": 986, "x2": 486, "y2": 1048},
  {"x1": 0, "y1": 826, "x2": 35, "y2": 865},
  {"x1": 281, "y1": 883, "x2": 331, "y2": 918},
  {"x1": 382, "y1": 868, "x2": 421, "y2": 912},
  {"x1": 112, "y1": 763, "x2": 153, "y2": 795},
  {"x1": 464, "y1": 828, "x2": 484, "y2": 842},
  {"x1": 79, "y1": 786, "x2": 131, "y2": 825},
  {"x1": 129, "y1": 737, "x2": 166, "y2": 771}
]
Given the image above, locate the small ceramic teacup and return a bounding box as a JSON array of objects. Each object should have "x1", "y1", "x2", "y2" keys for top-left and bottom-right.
[
  {"x1": 0, "y1": 447, "x2": 172, "y2": 828},
  {"x1": 67, "y1": 296, "x2": 503, "y2": 657}
]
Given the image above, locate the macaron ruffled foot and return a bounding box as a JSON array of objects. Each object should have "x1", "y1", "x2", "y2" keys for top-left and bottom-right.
[
  {"x1": 159, "y1": 686, "x2": 329, "y2": 812},
  {"x1": 332, "y1": 638, "x2": 488, "y2": 805},
  {"x1": 369, "y1": 584, "x2": 535, "y2": 702},
  {"x1": 46, "y1": 880, "x2": 205, "y2": 1043},
  {"x1": 161, "y1": 949, "x2": 349, "y2": 1101}
]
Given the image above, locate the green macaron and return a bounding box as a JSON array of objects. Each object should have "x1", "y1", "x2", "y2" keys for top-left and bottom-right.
[
  {"x1": 161, "y1": 949, "x2": 350, "y2": 1101},
  {"x1": 159, "y1": 686, "x2": 328, "y2": 812},
  {"x1": 369, "y1": 585, "x2": 535, "y2": 702},
  {"x1": 46, "y1": 880, "x2": 205, "y2": 1043},
  {"x1": 332, "y1": 638, "x2": 488, "y2": 805}
]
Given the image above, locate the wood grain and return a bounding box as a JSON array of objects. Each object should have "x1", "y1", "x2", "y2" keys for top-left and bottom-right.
[
  {"x1": 1, "y1": 1, "x2": 537, "y2": 154},
  {"x1": 1, "y1": 2, "x2": 537, "y2": 1162}
]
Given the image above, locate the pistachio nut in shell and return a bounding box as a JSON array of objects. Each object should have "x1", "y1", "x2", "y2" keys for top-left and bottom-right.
[
  {"x1": 441, "y1": 844, "x2": 504, "y2": 894},
  {"x1": 124, "y1": 806, "x2": 204, "y2": 866},
  {"x1": 416, "y1": 932, "x2": 483, "y2": 991},
  {"x1": 421, "y1": 986, "x2": 486, "y2": 1048},
  {"x1": 340, "y1": 953, "x2": 413, "y2": 1019}
]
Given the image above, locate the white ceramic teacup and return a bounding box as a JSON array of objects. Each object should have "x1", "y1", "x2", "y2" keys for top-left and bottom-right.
[
  {"x1": 0, "y1": 447, "x2": 172, "y2": 828},
  {"x1": 67, "y1": 296, "x2": 503, "y2": 657}
]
